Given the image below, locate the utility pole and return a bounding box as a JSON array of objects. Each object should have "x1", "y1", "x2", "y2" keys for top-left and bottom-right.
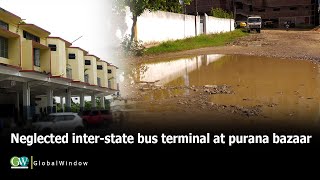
[
  {"x1": 233, "y1": 0, "x2": 236, "y2": 20},
  {"x1": 184, "y1": 3, "x2": 186, "y2": 38},
  {"x1": 315, "y1": 0, "x2": 320, "y2": 26},
  {"x1": 179, "y1": 0, "x2": 186, "y2": 37},
  {"x1": 231, "y1": 0, "x2": 235, "y2": 31},
  {"x1": 194, "y1": 0, "x2": 198, "y2": 36}
]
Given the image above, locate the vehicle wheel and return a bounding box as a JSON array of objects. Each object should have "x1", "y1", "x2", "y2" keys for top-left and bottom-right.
[{"x1": 257, "y1": 29, "x2": 261, "y2": 33}]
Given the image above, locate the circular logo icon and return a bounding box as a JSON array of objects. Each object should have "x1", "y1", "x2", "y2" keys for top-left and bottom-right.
[
  {"x1": 10, "y1": 156, "x2": 20, "y2": 167},
  {"x1": 20, "y1": 156, "x2": 29, "y2": 166}
]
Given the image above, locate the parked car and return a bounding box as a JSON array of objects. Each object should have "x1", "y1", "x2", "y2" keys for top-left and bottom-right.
[
  {"x1": 81, "y1": 109, "x2": 113, "y2": 127},
  {"x1": 32, "y1": 112, "x2": 84, "y2": 133},
  {"x1": 246, "y1": 15, "x2": 262, "y2": 33},
  {"x1": 240, "y1": 21, "x2": 247, "y2": 28},
  {"x1": 235, "y1": 21, "x2": 247, "y2": 28}
]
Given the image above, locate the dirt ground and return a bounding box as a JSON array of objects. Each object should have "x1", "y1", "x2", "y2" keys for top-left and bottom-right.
[
  {"x1": 132, "y1": 29, "x2": 320, "y2": 63},
  {"x1": 119, "y1": 29, "x2": 320, "y2": 128}
]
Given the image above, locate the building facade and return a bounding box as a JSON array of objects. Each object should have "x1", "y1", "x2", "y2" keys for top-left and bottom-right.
[
  {"x1": 20, "y1": 24, "x2": 51, "y2": 73},
  {"x1": 234, "y1": 0, "x2": 319, "y2": 26},
  {"x1": 67, "y1": 47, "x2": 87, "y2": 82},
  {"x1": 47, "y1": 37, "x2": 72, "y2": 79},
  {"x1": 107, "y1": 64, "x2": 118, "y2": 90},
  {"x1": 0, "y1": 8, "x2": 22, "y2": 69},
  {"x1": 0, "y1": 7, "x2": 118, "y2": 127},
  {"x1": 186, "y1": 0, "x2": 319, "y2": 27},
  {"x1": 96, "y1": 60, "x2": 109, "y2": 88},
  {"x1": 84, "y1": 55, "x2": 98, "y2": 85}
]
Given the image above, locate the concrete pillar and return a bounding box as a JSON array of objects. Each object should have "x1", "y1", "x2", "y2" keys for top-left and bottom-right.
[
  {"x1": 91, "y1": 94, "x2": 96, "y2": 109},
  {"x1": 47, "y1": 89, "x2": 53, "y2": 114},
  {"x1": 80, "y1": 93, "x2": 85, "y2": 112},
  {"x1": 16, "y1": 92, "x2": 20, "y2": 114},
  {"x1": 65, "y1": 89, "x2": 72, "y2": 112},
  {"x1": 22, "y1": 82, "x2": 30, "y2": 125},
  {"x1": 203, "y1": 13, "x2": 207, "y2": 34},
  {"x1": 60, "y1": 96, "x2": 64, "y2": 112},
  {"x1": 101, "y1": 96, "x2": 105, "y2": 109},
  {"x1": 15, "y1": 92, "x2": 20, "y2": 126},
  {"x1": 16, "y1": 92, "x2": 20, "y2": 110}
]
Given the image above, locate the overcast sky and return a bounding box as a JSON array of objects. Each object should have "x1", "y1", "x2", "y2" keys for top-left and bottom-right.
[{"x1": 0, "y1": 0, "x2": 119, "y2": 66}]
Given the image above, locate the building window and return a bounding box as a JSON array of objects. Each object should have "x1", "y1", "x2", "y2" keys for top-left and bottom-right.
[
  {"x1": 273, "y1": 8, "x2": 280, "y2": 11},
  {"x1": 0, "y1": 20, "x2": 9, "y2": 30},
  {"x1": 290, "y1": 7, "x2": 297, "y2": 11},
  {"x1": 23, "y1": 31, "x2": 40, "y2": 42},
  {"x1": 0, "y1": 36, "x2": 8, "y2": 58},
  {"x1": 108, "y1": 69, "x2": 112, "y2": 74},
  {"x1": 97, "y1": 77, "x2": 101, "y2": 86},
  {"x1": 97, "y1": 65, "x2": 103, "y2": 70},
  {"x1": 84, "y1": 74, "x2": 89, "y2": 83},
  {"x1": 66, "y1": 68, "x2": 72, "y2": 79},
  {"x1": 69, "y1": 53, "x2": 76, "y2": 59},
  {"x1": 85, "y1": 60, "x2": 91, "y2": 65},
  {"x1": 33, "y1": 48, "x2": 40, "y2": 67},
  {"x1": 258, "y1": 9, "x2": 265, "y2": 12},
  {"x1": 48, "y1": 44, "x2": 57, "y2": 51}
]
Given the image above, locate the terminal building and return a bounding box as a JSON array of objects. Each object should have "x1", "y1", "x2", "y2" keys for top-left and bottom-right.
[{"x1": 0, "y1": 7, "x2": 119, "y2": 127}]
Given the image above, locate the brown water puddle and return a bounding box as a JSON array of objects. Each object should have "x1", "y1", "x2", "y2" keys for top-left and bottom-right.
[{"x1": 136, "y1": 54, "x2": 320, "y2": 124}]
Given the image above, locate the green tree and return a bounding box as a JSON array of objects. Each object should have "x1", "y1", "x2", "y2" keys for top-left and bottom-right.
[
  {"x1": 71, "y1": 102, "x2": 80, "y2": 113},
  {"x1": 85, "y1": 101, "x2": 92, "y2": 110},
  {"x1": 211, "y1": 8, "x2": 233, "y2": 19},
  {"x1": 57, "y1": 103, "x2": 63, "y2": 112}
]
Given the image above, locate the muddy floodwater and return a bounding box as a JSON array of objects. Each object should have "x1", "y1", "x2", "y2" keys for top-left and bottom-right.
[{"x1": 131, "y1": 54, "x2": 320, "y2": 126}]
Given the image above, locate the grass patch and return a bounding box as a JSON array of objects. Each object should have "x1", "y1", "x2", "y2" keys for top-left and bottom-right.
[{"x1": 145, "y1": 29, "x2": 248, "y2": 55}]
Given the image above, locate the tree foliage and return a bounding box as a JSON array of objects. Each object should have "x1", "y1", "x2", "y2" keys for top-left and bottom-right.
[
  {"x1": 150, "y1": 0, "x2": 192, "y2": 14},
  {"x1": 211, "y1": 8, "x2": 233, "y2": 19},
  {"x1": 56, "y1": 99, "x2": 111, "y2": 113},
  {"x1": 114, "y1": 0, "x2": 192, "y2": 15},
  {"x1": 121, "y1": 35, "x2": 145, "y2": 56}
]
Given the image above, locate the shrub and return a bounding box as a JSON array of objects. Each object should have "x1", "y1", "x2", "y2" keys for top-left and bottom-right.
[
  {"x1": 211, "y1": 8, "x2": 233, "y2": 19},
  {"x1": 121, "y1": 35, "x2": 145, "y2": 56}
]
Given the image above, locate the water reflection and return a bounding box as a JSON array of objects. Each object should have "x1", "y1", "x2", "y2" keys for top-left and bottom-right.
[
  {"x1": 137, "y1": 54, "x2": 320, "y2": 124},
  {"x1": 138, "y1": 54, "x2": 224, "y2": 86}
]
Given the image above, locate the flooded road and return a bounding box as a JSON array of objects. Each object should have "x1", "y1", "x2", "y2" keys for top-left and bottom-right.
[{"x1": 134, "y1": 54, "x2": 320, "y2": 125}]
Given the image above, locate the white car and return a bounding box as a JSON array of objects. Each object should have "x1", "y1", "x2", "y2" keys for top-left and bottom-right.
[
  {"x1": 32, "y1": 112, "x2": 84, "y2": 133},
  {"x1": 246, "y1": 16, "x2": 262, "y2": 33}
]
